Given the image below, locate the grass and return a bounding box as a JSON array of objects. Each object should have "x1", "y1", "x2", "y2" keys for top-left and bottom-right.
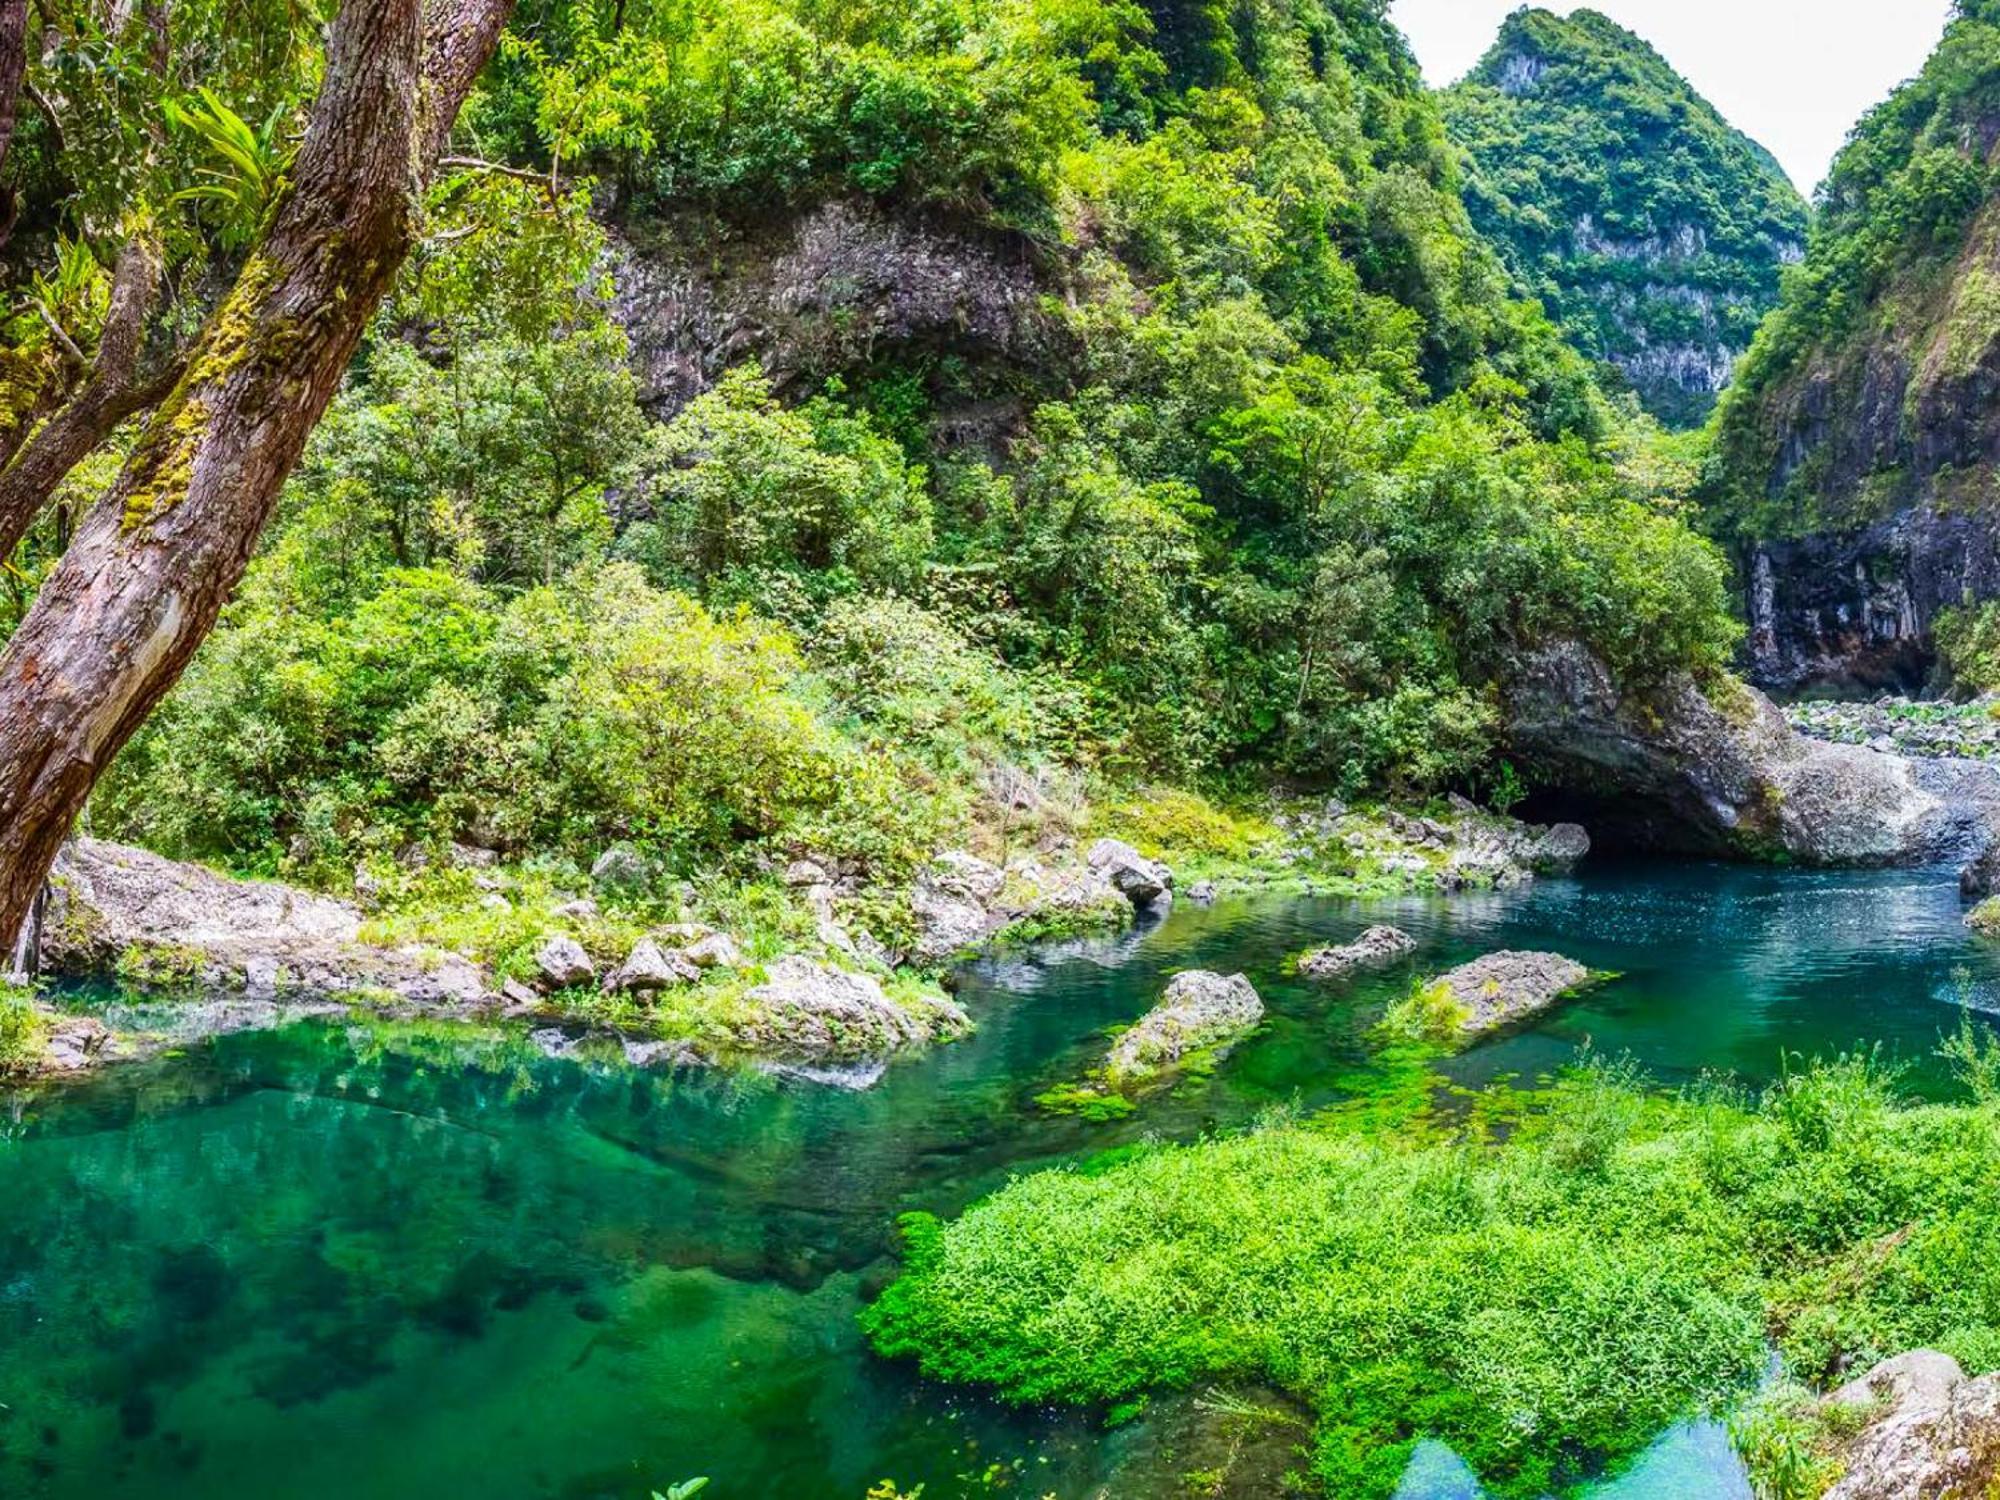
[
  {"x1": 0, "y1": 983, "x2": 49, "y2": 1074},
  {"x1": 865, "y1": 1049, "x2": 2000, "y2": 1498}
]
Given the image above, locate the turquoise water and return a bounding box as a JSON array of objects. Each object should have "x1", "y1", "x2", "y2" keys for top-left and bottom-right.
[{"x1": 2, "y1": 861, "x2": 1995, "y2": 1499}]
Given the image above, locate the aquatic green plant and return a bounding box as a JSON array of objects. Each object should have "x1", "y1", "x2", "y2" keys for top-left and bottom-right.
[{"x1": 867, "y1": 1051, "x2": 2000, "y2": 1497}]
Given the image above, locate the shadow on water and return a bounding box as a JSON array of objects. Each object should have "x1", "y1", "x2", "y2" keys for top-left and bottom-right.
[{"x1": 0, "y1": 860, "x2": 1992, "y2": 1498}]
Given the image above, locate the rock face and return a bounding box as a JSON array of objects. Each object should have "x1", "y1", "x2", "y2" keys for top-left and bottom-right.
[
  {"x1": 1432, "y1": 951, "x2": 1591, "y2": 1036},
  {"x1": 1823, "y1": 1351, "x2": 2000, "y2": 1500},
  {"x1": 608, "y1": 201, "x2": 1044, "y2": 427},
  {"x1": 43, "y1": 840, "x2": 492, "y2": 1007},
  {"x1": 732, "y1": 956, "x2": 970, "y2": 1063},
  {"x1": 1299, "y1": 926, "x2": 1418, "y2": 981},
  {"x1": 1507, "y1": 640, "x2": 1992, "y2": 864},
  {"x1": 1106, "y1": 971, "x2": 1263, "y2": 1081}
]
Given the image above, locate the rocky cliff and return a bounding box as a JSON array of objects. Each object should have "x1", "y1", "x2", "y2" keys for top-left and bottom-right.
[
  {"x1": 1712, "y1": 2, "x2": 2000, "y2": 691},
  {"x1": 1441, "y1": 8, "x2": 1805, "y2": 426}
]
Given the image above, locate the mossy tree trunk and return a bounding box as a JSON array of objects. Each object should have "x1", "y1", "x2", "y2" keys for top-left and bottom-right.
[
  {"x1": 0, "y1": 0, "x2": 515, "y2": 954},
  {"x1": 0, "y1": 0, "x2": 25, "y2": 249},
  {"x1": 0, "y1": 237, "x2": 178, "y2": 563}
]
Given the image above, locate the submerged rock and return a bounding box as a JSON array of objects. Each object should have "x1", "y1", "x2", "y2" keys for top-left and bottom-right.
[
  {"x1": 1299, "y1": 926, "x2": 1418, "y2": 981},
  {"x1": 1431, "y1": 950, "x2": 1592, "y2": 1037},
  {"x1": 1106, "y1": 970, "x2": 1263, "y2": 1081},
  {"x1": 731, "y1": 956, "x2": 970, "y2": 1063}
]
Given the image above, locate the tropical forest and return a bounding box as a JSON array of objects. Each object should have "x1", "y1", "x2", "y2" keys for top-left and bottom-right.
[{"x1": 6, "y1": 1, "x2": 2000, "y2": 1496}]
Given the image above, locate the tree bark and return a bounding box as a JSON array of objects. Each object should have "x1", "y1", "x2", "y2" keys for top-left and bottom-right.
[
  {"x1": 0, "y1": 237, "x2": 176, "y2": 563},
  {"x1": 0, "y1": 0, "x2": 26, "y2": 249},
  {"x1": 0, "y1": 0, "x2": 516, "y2": 952}
]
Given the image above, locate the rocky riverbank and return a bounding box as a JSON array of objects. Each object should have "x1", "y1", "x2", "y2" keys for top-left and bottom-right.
[
  {"x1": 1787, "y1": 695, "x2": 2000, "y2": 760},
  {"x1": 3, "y1": 795, "x2": 1592, "y2": 1088}
]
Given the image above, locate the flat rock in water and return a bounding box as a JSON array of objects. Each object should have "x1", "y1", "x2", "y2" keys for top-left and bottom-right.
[
  {"x1": 1299, "y1": 925, "x2": 1416, "y2": 980},
  {"x1": 1432, "y1": 950, "x2": 1591, "y2": 1036},
  {"x1": 732, "y1": 956, "x2": 969, "y2": 1063},
  {"x1": 1106, "y1": 970, "x2": 1262, "y2": 1081}
]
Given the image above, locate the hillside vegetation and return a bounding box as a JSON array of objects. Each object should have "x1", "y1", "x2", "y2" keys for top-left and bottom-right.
[
  {"x1": 1710, "y1": 0, "x2": 2000, "y2": 537},
  {"x1": 1441, "y1": 7, "x2": 1806, "y2": 426},
  {"x1": 56, "y1": 0, "x2": 1737, "y2": 908}
]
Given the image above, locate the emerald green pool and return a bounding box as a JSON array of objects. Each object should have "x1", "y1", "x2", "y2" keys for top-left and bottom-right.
[{"x1": 2, "y1": 861, "x2": 1994, "y2": 1499}]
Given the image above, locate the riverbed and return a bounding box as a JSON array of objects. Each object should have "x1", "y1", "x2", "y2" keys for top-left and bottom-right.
[{"x1": 1, "y1": 861, "x2": 1993, "y2": 1499}]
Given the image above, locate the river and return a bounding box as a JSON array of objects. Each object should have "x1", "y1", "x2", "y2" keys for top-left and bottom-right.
[{"x1": 1, "y1": 861, "x2": 1992, "y2": 1498}]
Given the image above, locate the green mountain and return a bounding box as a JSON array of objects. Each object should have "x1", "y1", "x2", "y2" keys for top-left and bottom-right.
[
  {"x1": 1441, "y1": 7, "x2": 1808, "y2": 426},
  {"x1": 1712, "y1": 0, "x2": 2000, "y2": 538}
]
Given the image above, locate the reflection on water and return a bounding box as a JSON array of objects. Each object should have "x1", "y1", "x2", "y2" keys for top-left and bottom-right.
[{"x1": 0, "y1": 861, "x2": 1992, "y2": 1498}]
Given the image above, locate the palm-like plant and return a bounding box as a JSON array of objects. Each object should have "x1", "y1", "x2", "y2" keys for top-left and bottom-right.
[{"x1": 163, "y1": 87, "x2": 297, "y2": 247}]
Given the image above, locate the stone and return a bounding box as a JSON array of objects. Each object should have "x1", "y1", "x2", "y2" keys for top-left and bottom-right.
[
  {"x1": 1507, "y1": 639, "x2": 1977, "y2": 865},
  {"x1": 553, "y1": 898, "x2": 599, "y2": 921},
  {"x1": 909, "y1": 879, "x2": 993, "y2": 966},
  {"x1": 603, "y1": 938, "x2": 698, "y2": 994},
  {"x1": 1825, "y1": 1359, "x2": 2000, "y2": 1500},
  {"x1": 448, "y1": 842, "x2": 500, "y2": 870},
  {"x1": 927, "y1": 851, "x2": 1007, "y2": 902},
  {"x1": 478, "y1": 893, "x2": 512, "y2": 913},
  {"x1": 1964, "y1": 843, "x2": 2000, "y2": 901},
  {"x1": 1085, "y1": 838, "x2": 1172, "y2": 907},
  {"x1": 680, "y1": 932, "x2": 744, "y2": 970},
  {"x1": 1532, "y1": 822, "x2": 1592, "y2": 869},
  {"x1": 1299, "y1": 925, "x2": 1418, "y2": 981},
  {"x1": 784, "y1": 859, "x2": 829, "y2": 887},
  {"x1": 590, "y1": 845, "x2": 649, "y2": 892},
  {"x1": 1186, "y1": 880, "x2": 1218, "y2": 904},
  {"x1": 1430, "y1": 950, "x2": 1592, "y2": 1036},
  {"x1": 535, "y1": 935, "x2": 596, "y2": 989},
  {"x1": 731, "y1": 956, "x2": 970, "y2": 1062},
  {"x1": 1106, "y1": 970, "x2": 1263, "y2": 1081},
  {"x1": 1829, "y1": 1350, "x2": 1966, "y2": 1417},
  {"x1": 499, "y1": 979, "x2": 541, "y2": 1012}
]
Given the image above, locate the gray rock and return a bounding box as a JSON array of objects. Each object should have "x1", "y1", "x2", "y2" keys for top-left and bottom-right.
[
  {"x1": 603, "y1": 938, "x2": 698, "y2": 994},
  {"x1": 1106, "y1": 971, "x2": 1263, "y2": 1080},
  {"x1": 1532, "y1": 823, "x2": 1592, "y2": 869},
  {"x1": 680, "y1": 931, "x2": 744, "y2": 970},
  {"x1": 1829, "y1": 1350, "x2": 1966, "y2": 1418},
  {"x1": 1186, "y1": 880, "x2": 1218, "y2": 904},
  {"x1": 1299, "y1": 926, "x2": 1418, "y2": 981},
  {"x1": 448, "y1": 842, "x2": 500, "y2": 870},
  {"x1": 909, "y1": 880, "x2": 993, "y2": 966},
  {"x1": 1507, "y1": 640, "x2": 1967, "y2": 865},
  {"x1": 1964, "y1": 844, "x2": 2000, "y2": 901},
  {"x1": 784, "y1": 859, "x2": 829, "y2": 887},
  {"x1": 927, "y1": 851, "x2": 1006, "y2": 902},
  {"x1": 1086, "y1": 838, "x2": 1172, "y2": 907},
  {"x1": 731, "y1": 956, "x2": 970, "y2": 1062},
  {"x1": 535, "y1": 935, "x2": 596, "y2": 990},
  {"x1": 1825, "y1": 1357, "x2": 2000, "y2": 1500},
  {"x1": 499, "y1": 979, "x2": 542, "y2": 1012},
  {"x1": 553, "y1": 897, "x2": 599, "y2": 921},
  {"x1": 590, "y1": 845, "x2": 649, "y2": 892},
  {"x1": 1431, "y1": 950, "x2": 1592, "y2": 1036}
]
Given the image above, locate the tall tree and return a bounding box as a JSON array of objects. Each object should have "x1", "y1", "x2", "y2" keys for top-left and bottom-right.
[{"x1": 0, "y1": 0, "x2": 516, "y2": 950}]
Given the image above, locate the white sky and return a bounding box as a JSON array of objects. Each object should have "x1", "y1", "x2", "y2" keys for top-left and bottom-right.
[{"x1": 1390, "y1": 0, "x2": 1956, "y2": 197}]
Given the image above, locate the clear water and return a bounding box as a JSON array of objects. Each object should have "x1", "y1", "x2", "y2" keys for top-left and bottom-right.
[{"x1": 1, "y1": 860, "x2": 1994, "y2": 1500}]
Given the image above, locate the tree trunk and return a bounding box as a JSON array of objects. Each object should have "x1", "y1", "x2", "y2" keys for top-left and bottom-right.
[
  {"x1": 0, "y1": 0, "x2": 26, "y2": 249},
  {"x1": 0, "y1": 237, "x2": 175, "y2": 563},
  {"x1": 0, "y1": 0, "x2": 515, "y2": 952}
]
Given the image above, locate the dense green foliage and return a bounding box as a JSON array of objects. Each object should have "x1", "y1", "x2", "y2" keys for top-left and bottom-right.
[
  {"x1": 1709, "y1": 0, "x2": 2000, "y2": 535},
  {"x1": 867, "y1": 1050, "x2": 2000, "y2": 1497},
  {"x1": 89, "y1": 0, "x2": 1738, "y2": 890},
  {"x1": 1441, "y1": 9, "x2": 1806, "y2": 426}
]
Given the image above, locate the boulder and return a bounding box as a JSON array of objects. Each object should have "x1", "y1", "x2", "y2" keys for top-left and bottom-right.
[
  {"x1": 680, "y1": 931, "x2": 744, "y2": 970},
  {"x1": 1186, "y1": 880, "x2": 1218, "y2": 904},
  {"x1": 603, "y1": 938, "x2": 698, "y2": 994},
  {"x1": 1086, "y1": 839, "x2": 1173, "y2": 907},
  {"x1": 1299, "y1": 925, "x2": 1418, "y2": 981},
  {"x1": 1430, "y1": 950, "x2": 1592, "y2": 1037},
  {"x1": 590, "y1": 845, "x2": 650, "y2": 893},
  {"x1": 1507, "y1": 640, "x2": 1981, "y2": 865},
  {"x1": 1106, "y1": 971, "x2": 1263, "y2": 1081},
  {"x1": 1825, "y1": 1353, "x2": 2000, "y2": 1500},
  {"x1": 1964, "y1": 843, "x2": 2000, "y2": 901},
  {"x1": 731, "y1": 956, "x2": 970, "y2": 1062},
  {"x1": 909, "y1": 879, "x2": 994, "y2": 966},
  {"x1": 42, "y1": 840, "x2": 494, "y2": 1010},
  {"x1": 535, "y1": 936, "x2": 596, "y2": 990}
]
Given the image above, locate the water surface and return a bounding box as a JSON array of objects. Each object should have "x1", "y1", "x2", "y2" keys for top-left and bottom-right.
[{"x1": 2, "y1": 861, "x2": 1992, "y2": 1499}]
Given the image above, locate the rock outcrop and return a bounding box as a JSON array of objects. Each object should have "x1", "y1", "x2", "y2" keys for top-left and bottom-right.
[
  {"x1": 1507, "y1": 641, "x2": 1993, "y2": 864},
  {"x1": 730, "y1": 956, "x2": 970, "y2": 1064},
  {"x1": 1105, "y1": 971, "x2": 1263, "y2": 1081},
  {"x1": 1299, "y1": 926, "x2": 1418, "y2": 981},
  {"x1": 1431, "y1": 951, "x2": 1592, "y2": 1037},
  {"x1": 906, "y1": 846, "x2": 1161, "y2": 966},
  {"x1": 43, "y1": 840, "x2": 493, "y2": 1007},
  {"x1": 1822, "y1": 1351, "x2": 2000, "y2": 1500}
]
